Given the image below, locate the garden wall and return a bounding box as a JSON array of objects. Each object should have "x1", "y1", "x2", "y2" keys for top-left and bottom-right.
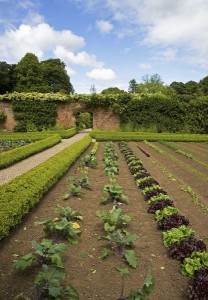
[{"x1": 0, "y1": 101, "x2": 120, "y2": 131}]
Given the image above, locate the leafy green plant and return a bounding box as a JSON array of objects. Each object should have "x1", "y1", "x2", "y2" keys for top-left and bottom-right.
[
  {"x1": 55, "y1": 205, "x2": 83, "y2": 222},
  {"x1": 68, "y1": 184, "x2": 82, "y2": 197},
  {"x1": 96, "y1": 208, "x2": 132, "y2": 232},
  {"x1": 147, "y1": 193, "x2": 170, "y2": 204},
  {"x1": 34, "y1": 218, "x2": 82, "y2": 244},
  {"x1": 163, "y1": 225, "x2": 194, "y2": 248},
  {"x1": 100, "y1": 177, "x2": 129, "y2": 204},
  {"x1": 67, "y1": 167, "x2": 92, "y2": 190},
  {"x1": 12, "y1": 239, "x2": 67, "y2": 270},
  {"x1": 99, "y1": 229, "x2": 139, "y2": 268},
  {"x1": 180, "y1": 251, "x2": 208, "y2": 277},
  {"x1": 155, "y1": 206, "x2": 179, "y2": 221},
  {"x1": 117, "y1": 267, "x2": 155, "y2": 300},
  {"x1": 79, "y1": 153, "x2": 97, "y2": 168},
  {"x1": 143, "y1": 141, "x2": 164, "y2": 153},
  {"x1": 159, "y1": 141, "x2": 194, "y2": 159},
  {"x1": 35, "y1": 265, "x2": 79, "y2": 299}
]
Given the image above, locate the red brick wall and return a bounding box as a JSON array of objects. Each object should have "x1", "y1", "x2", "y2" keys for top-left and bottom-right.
[{"x1": 0, "y1": 101, "x2": 120, "y2": 131}]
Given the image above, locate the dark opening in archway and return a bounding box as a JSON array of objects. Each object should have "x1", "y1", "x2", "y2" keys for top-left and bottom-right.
[{"x1": 75, "y1": 111, "x2": 93, "y2": 130}]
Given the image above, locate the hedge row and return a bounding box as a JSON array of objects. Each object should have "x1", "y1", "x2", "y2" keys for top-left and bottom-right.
[
  {"x1": 0, "y1": 134, "x2": 62, "y2": 169},
  {"x1": 90, "y1": 131, "x2": 208, "y2": 142},
  {"x1": 0, "y1": 127, "x2": 77, "y2": 140},
  {"x1": 48, "y1": 127, "x2": 77, "y2": 139},
  {"x1": 0, "y1": 132, "x2": 53, "y2": 141},
  {"x1": 0, "y1": 135, "x2": 92, "y2": 240}
]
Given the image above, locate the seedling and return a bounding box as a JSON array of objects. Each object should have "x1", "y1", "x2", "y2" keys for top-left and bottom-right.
[
  {"x1": 34, "y1": 218, "x2": 82, "y2": 244},
  {"x1": 96, "y1": 208, "x2": 132, "y2": 232},
  {"x1": 117, "y1": 267, "x2": 155, "y2": 300},
  {"x1": 100, "y1": 177, "x2": 129, "y2": 205},
  {"x1": 12, "y1": 239, "x2": 67, "y2": 270},
  {"x1": 99, "y1": 229, "x2": 139, "y2": 268},
  {"x1": 55, "y1": 205, "x2": 83, "y2": 222}
]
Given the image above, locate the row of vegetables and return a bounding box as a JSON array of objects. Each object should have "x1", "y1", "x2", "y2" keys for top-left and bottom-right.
[
  {"x1": 118, "y1": 141, "x2": 208, "y2": 300},
  {"x1": 11, "y1": 142, "x2": 100, "y2": 300},
  {"x1": 97, "y1": 141, "x2": 154, "y2": 299}
]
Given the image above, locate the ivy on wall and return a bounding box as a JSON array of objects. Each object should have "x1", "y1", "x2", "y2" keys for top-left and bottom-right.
[
  {"x1": 12, "y1": 99, "x2": 57, "y2": 131},
  {"x1": 0, "y1": 111, "x2": 6, "y2": 123},
  {"x1": 0, "y1": 92, "x2": 208, "y2": 133}
]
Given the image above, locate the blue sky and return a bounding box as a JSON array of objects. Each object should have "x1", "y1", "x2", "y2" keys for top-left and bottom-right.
[{"x1": 0, "y1": 0, "x2": 208, "y2": 93}]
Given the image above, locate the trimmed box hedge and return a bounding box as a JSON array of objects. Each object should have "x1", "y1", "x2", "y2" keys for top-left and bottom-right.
[
  {"x1": 0, "y1": 134, "x2": 62, "y2": 169},
  {"x1": 90, "y1": 130, "x2": 208, "y2": 142},
  {"x1": 0, "y1": 135, "x2": 92, "y2": 240}
]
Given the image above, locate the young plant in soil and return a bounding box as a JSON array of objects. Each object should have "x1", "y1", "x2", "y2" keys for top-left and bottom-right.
[
  {"x1": 96, "y1": 207, "x2": 132, "y2": 232},
  {"x1": 55, "y1": 205, "x2": 83, "y2": 222},
  {"x1": 163, "y1": 225, "x2": 194, "y2": 248},
  {"x1": 34, "y1": 217, "x2": 82, "y2": 244},
  {"x1": 100, "y1": 177, "x2": 129, "y2": 205},
  {"x1": 167, "y1": 237, "x2": 206, "y2": 261},
  {"x1": 99, "y1": 229, "x2": 139, "y2": 268},
  {"x1": 187, "y1": 267, "x2": 208, "y2": 299},
  {"x1": 157, "y1": 214, "x2": 189, "y2": 230},
  {"x1": 180, "y1": 251, "x2": 208, "y2": 277},
  {"x1": 12, "y1": 239, "x2": 67, "y2": 270},
  {"x1": 67, "y1": 167, "x2": 92, "y2": 190},
  {"x1": 13, "y1": 265, "x2": 79, "y2": 300},
  {"x1": 117, "y1": 267, "x2": 155, "y2": 300}
]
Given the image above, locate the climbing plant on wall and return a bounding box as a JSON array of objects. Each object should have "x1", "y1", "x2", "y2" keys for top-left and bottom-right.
[{"x1": 12, "y1": 99, "x2": 57, "y2": 132}]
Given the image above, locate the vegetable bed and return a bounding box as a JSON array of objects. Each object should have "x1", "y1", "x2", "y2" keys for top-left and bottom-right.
[{"x1": 0, "y1": 141, "x2": 207, "y2": 299}]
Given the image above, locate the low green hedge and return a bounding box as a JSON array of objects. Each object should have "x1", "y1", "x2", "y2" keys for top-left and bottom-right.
[
  {"x1": 47, "y1": 127, "x2": 77, "y2": 138},
  {"x1": 0, "y1": 134, "x2": 62, "y2": 169},
  {"x1": 0, "y1": 132, "x2": 53, "y2": 141},
  {"x1": 0, "y1": 127, "x2": 77, "y2": 140},
  {"x1": 90, "y1": 130, "x2": 208, "y2": 142},
  {"x1": 0, "y1": 135, "x2": 91, "y2": 240}
]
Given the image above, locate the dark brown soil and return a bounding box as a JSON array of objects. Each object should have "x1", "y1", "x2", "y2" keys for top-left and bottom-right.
[{"x1": 1, "y1": 141, "x2": 208, "y2": 300}]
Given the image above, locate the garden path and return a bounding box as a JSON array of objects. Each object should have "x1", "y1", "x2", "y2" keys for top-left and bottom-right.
[{"x1": 0, "y1": 131, "x2": 90, "y2": 185}]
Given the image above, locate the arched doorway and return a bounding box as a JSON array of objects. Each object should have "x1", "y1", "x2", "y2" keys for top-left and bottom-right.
[{"x1": 75, "y1": 111, "x2": 93, "y2": 130}]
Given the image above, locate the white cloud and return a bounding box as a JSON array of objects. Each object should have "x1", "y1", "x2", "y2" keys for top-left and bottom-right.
[
  {"x1": 139, "y1": 63, "x2": 151, "y2": 70},
  {"x1": 0, "y1": 23, "x2": 85, "y2": 62},
  {"x1": 76, "y1": 0, "x2": 208, "y2": 67},
  {"x1": 53, "y1": 46, "x2": 104, "y2": 68},
  {"x1": 23, "y1": 12, "x2": 45, "y2": 25},
  {"x1": 18, "y1": 0, "x2": 34, "y2": 9},
  {"x1": 86, "y1": 68, "x2": 116, "y2": 81},
  {"x1": 96, "y1": 20, "x2": 113, "y2": 33}
]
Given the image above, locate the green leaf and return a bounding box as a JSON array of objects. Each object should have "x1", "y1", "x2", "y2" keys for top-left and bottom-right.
[
  {"x1": 116, "y1": 267, "x2": 129, "y2": 277},
  {"x1": 12, "y1": 253, "x2": 35, "y2": 270},
  {"x1": 61, "y1": 193, "x2": 70, "y2": 200},
  {"x1": 64, "y1": 285, "x2": 80, "y2": 300},
  {"x1": 104, "y1": 223, "x2": 115, "y2": 232},
  {"x1": 124, "y1": 250, "x2": 138, "y2": 268},
  {"x1": 99, "y1": 248, "x2": 110, "y2": 260},
  {"x1": 129, "y1": 267, "x2": 155, "y2": 300},
  {"x1": 51, "y1": 253, "x2": 64, "y2": 268}
]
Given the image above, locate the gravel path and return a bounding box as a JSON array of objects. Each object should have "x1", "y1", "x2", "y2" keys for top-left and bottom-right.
[{"x1": 0, "y1": 132, "x2": 89, "y2": 185}]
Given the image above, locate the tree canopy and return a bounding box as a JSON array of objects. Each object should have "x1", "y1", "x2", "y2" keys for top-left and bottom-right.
[{"x1": 0, "y1": 53, "x2": 74, "y2": 94}]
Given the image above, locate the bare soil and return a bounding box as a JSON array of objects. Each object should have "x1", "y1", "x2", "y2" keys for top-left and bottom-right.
[{"x1": 1, "y1": 141, "x2": 208, "y2": 300}]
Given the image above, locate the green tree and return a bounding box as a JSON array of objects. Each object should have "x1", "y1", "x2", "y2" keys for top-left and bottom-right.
[
  {"x1": 199, "y1": 76, "x2": 208, "y2": 95},
  {"x1": 128, "y1": 79, "x2": 139, "y2": 94},
  {"x1": 14, "y1": 53, "x2": 44, "y2": 92},
  {"x1": 40, "y1": 58, "x2": 74, "y2": 94},
  {"x1": 77, "y1": 112, "x2": 92, "y2": 129},
  {"x1": 101, "y1": 87, "x2": 127, "y2": 94},
  {"x1": 0, "y1": 62, "x2": 16, "y2": 94},
  {"x1": 90, "y1": 85, "x2": 96, "y2": 94},
  {"x1": 184, "y1": 80, "x2": 198, "y2": 95},
  {"x1": 170, "y1": 81, "x2": 187, "y2": 95},
  {"x1": 138, "y1": 73, "x2": 166, "y2": 94}
]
